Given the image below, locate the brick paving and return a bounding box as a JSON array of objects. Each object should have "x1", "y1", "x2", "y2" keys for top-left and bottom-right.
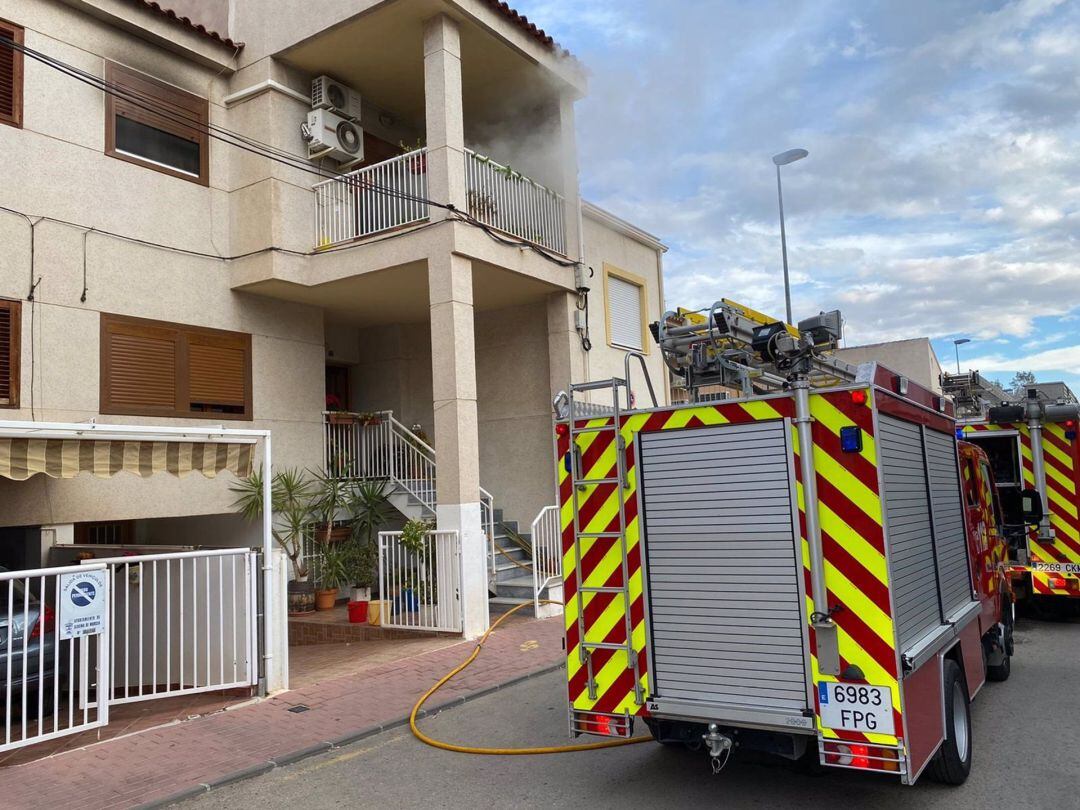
[{"x1": 0, "y1": 615, "x2": 564, "y2": 809}]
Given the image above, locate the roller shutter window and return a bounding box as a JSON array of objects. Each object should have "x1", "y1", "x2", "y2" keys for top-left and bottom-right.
[
  {"x1": 101, "y1": 314, "x2": 251, "y2": 420},
  {"x1": 0, "y1": 19, "x2": 23, "y2": 128},
  {"x1": 0, "y1": 299, "x2": 20, "y2": 407},
  {"x1": 105, "y1": 61, "x2": 209, "y2": 185},
  {"x1": 607, "y1": 272, "x2": 644, "y2": 351}
]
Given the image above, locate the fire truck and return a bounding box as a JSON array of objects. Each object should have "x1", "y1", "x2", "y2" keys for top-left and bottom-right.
[
  {"x1": 942, "y1": 372, "x2": 1080, "y2": 612},
  {"x1": 552, "y1": 300, "x2": 1038, "y2": 784}
]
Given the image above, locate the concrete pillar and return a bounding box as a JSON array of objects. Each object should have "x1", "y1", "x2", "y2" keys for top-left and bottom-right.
[
  {"x1": 423, "y1": 14, "x2": 467, "y2": 221},
  {"x1": 40, "y1": 523, "x2": 74, "y2": 567},
  {"x1": 557, "y1": 93, "x2": 583, "y2": 261},
  {"x1": 429, "y1": 251, "x2": 487, "y2": 638},
  {"x1": 547, "y1": 291, "x2": 587, "y2": 399}
]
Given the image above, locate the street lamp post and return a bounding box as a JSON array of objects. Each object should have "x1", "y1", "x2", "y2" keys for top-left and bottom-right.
[
  {"x1": 772, "y1": 148, "x2": 808, "y2": 326},
  {"x1": 953, "y1": 338, "x2": 971, "y2": 374}
]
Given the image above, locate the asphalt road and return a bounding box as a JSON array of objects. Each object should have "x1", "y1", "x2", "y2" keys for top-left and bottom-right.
[{"x1": 188, "y1": 616, "x2": 1079, "y2": 810}]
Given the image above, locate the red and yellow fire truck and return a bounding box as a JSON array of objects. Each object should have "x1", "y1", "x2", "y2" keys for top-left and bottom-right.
[
  {"x1": 552, "y1": 301, "x2": 1037, "y2": 784},
  {"x1": 944, "y1": 373, "x2": 1080, "y2": 610}
]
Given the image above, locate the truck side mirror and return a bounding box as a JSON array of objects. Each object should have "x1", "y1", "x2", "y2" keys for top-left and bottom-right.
[{"x1": 1019, "y1": 488, "x2": 1043, "y2": 525}]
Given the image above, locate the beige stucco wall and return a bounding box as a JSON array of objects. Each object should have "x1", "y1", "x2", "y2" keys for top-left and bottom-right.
[
  {"x1": 0, "y1": 0, "x2": 324, "y2": 529},
  {"x1": 837, "y1": 338, "x2": 944, "y2": 394},
  {"x1": 578, "y1": 210, "x2": 669, "y2": 407}
]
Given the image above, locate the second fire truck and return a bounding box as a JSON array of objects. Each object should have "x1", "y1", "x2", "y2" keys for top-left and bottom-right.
[{"x1": 552, "y1": 300, "x2": 1039, "y2": 784}]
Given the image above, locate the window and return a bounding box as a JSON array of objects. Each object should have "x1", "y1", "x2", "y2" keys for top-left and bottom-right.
[
  {"x1": 604, "y1": 264, "x2": 647, "y2": 352},
  {"x1": 104, "y1": 61, "x2": 208, "y2": 184},
  {"x1": 0, "y1": 18, "x2": 23, "y2": 128},
  {"x1": 100, "y1": 314, "x2": 251, "y2": 419},
  {"x1": 74, "y1": 520, "x2": 134, "y2": 545},
  {"x1": 0, "y1": 299, "x2": 20, "y2": 408}
]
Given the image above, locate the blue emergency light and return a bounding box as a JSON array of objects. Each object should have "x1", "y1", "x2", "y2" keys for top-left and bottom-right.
[{"x1": 840, "y1": 426, "x2": 862, "y2": 453}]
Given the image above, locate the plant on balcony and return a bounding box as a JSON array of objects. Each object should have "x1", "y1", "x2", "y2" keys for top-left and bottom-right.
[
  {"x1": 467, "y1": 189, "x2": 498, "y2": 220},
  {"x1": 231, "y1": 467, "x2": 317, "y2": 614},
  {"x1": 356, "y1": 410, "x2": 382, "y2": 426},
  {"x1": 399, "y1": 138, "x2": 426, "y2": 174}
]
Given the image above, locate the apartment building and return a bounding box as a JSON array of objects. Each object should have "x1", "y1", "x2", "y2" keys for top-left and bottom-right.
[{"x1": 0, "y1": 0, "x2": 668, "y2": 639}]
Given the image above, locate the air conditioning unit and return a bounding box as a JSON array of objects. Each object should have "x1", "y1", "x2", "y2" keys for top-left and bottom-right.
[
  {"x1": 311, "y1": 75, "x2": 362, "y2": 122},
  {"x1": 304, "y1": 109, "x2": 364, "y2": 167}
]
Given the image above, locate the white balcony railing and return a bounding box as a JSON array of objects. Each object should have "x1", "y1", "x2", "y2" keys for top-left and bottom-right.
[
  {"x1": 312, "y1": 148, "x2": 567, "y2": 255},
  {"x1": 313, "y1": 149, "x2": 429, "y2": 248},
  {"x1": 465, "y1": 149, "x2": 566, "y2": 255}
]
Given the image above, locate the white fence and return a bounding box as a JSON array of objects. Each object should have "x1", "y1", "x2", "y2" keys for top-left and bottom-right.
[
  {"x1": 377, "y1": 530, "x2": 462, "y2": 632},
  {"x1": 531, "y1": 506, "x2": 563, "y2": 617},
  {"x1": 1, "y1": 563, "x2": 110, "y2": 753},
  {"x1": 465, "y1": 149, "x2": 566, "y2": 255},
  {"x1": 313, "y1": 149, "x2": 429, "y2": 248},
  {"x1": 84, "y1": 549, "x2": 259, "y2": 706}
]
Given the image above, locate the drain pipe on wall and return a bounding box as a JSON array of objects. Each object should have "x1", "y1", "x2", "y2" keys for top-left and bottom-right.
[{"x1": 261, "y1": 431, "x2": 275, "y2": 695}]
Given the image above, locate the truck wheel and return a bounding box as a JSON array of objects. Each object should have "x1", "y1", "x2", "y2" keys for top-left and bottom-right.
[{"x1": 929, "y1": 660, "x2": 972, "y2": 785}]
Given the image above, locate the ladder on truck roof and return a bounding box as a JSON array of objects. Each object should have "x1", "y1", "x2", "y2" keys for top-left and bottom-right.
[{"x1": 566, "y1": 354, "x2": 657, "y2": 725}]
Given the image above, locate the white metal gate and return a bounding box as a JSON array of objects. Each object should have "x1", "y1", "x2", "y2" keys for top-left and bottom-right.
[
  {"x1": 1, "y1": 563, "x2": 110, "y2": 753},
  {"x1": 378, "y1": 530, "x2": 462, "y2": 632},
  {"x1": 84, "y1": 548, "x2": 259, "y2": 706}
]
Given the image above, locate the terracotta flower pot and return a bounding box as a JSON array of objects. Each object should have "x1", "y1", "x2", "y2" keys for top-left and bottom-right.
[
  {"x1": 315, "y1": 588, "x2": 339, "y2": 611},
  {"x1": 327, "y1": 412, "x2": 359, "y2": 425}
]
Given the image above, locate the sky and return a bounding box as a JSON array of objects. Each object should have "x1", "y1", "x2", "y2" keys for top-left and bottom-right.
[{"x1": 513, "y1": 0, "x2": 1080, "y2": 393}]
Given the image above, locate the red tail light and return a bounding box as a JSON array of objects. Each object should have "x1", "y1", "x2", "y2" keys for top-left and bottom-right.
[
  {"x1": 851, "y1": 743, "x2": 870, "y2": 769},
  {"x1": 850, "y1": 389, "x2": 868, "y2": 405},
  {"x1": 29, "y1": 604, "x2": 55, "y2": 639},
  {"x1": 1050, "y1": 577, "x2": 1067, "y2": 589}
]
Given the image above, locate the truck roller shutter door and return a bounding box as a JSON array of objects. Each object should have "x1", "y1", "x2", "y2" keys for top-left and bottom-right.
[
  {"x1": 639, "y1": 420, "x2": 809, "y2": 715},
  {"x1": 924, "y1": 428, "x2": 974, "y2": 616},
  {"x1": 878, "y1": 415, "x2": 941, "y2": 650}
]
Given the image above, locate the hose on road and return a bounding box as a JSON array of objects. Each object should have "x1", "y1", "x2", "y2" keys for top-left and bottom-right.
[{"x1": 409, "y1": 601, "x2": 652, "y2": 755}]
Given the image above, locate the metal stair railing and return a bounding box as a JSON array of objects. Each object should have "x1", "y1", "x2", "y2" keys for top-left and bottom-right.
[
  {"x1": 323, "y1": 410, "x2": 496, "y2": 566},
  {"x1": 531, "y1": 505, "x2": 561, "y2": 616}
]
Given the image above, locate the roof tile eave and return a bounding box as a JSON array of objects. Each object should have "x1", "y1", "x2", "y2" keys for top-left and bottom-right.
[{"x1": 131, "y1": 0, "x2": 244, "y2": 50}]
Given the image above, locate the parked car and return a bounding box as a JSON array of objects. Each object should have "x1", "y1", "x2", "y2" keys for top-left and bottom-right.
[{"x1": 1, "y1": 567, "x2": 62, "y2": 716}]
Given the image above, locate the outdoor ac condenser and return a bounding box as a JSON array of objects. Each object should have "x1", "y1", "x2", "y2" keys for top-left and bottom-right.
[
  {"x1": 303, "y1": 109, "x2": 364, "y2": 168},
  {"x1": 311, "y1": 75, "x2": 363, "y2": 122}
]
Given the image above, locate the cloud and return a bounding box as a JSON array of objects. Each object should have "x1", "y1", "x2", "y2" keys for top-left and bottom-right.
[
  {"x1": 511, "y1": 0, "x2": 1080, "y2": 389},
  {"x1": 966, "y1": 344, "x2": 1080, "y2": 375}
]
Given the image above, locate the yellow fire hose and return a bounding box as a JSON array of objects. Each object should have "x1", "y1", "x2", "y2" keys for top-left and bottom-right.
[{"x1": 409, "y1": 600, "x2": 652, "y2": 754}]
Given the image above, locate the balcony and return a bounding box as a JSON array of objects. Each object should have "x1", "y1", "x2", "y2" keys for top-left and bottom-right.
[{"x1": 313, "y1": 149, "x2": 566, "y2": 254}]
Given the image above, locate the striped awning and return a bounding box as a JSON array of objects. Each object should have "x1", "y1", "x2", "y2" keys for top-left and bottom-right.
[{"x1": 0, "y1": 438, "x2": 254, "y2": 481}]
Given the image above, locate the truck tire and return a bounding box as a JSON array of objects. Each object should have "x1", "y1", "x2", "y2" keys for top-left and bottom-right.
[{"x1": 929, "y1": 660, "x2": 972, "y2": 785}]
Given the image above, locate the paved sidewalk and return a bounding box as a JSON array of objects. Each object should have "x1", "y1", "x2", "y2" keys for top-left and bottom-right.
[{"x1": 0, "y1": 615, "x2": 564, "y2": 810}]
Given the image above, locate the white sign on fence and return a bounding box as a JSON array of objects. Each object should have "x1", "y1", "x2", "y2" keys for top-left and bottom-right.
[{"x1": 58, "y1": 569, "x2": 109, "y2": 640}]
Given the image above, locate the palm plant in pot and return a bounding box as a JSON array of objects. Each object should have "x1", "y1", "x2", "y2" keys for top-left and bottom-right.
[
  {"x1": 347, "y1": 479, "x2": 393, "y2": 603},
  {"x1": 231, "y1": 467, "x2": 317, "y2": 614},
  {"x1": 314, "y1": 538, "x2": 350, "y2": 610}
]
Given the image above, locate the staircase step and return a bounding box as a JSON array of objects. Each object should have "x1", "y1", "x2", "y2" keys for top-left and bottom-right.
[{"x1": 488, "y1": 596, "x2": 538, "y2": 618}]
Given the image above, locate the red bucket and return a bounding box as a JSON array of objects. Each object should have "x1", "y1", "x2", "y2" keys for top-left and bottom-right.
[{"x1": 347, "y1": 600, "x2": 369, "y2": 624}]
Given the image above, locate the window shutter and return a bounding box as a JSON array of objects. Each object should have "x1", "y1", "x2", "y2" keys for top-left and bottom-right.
[
  {"x1": 106, "y1": 61, "x2": 204, "y2": 141},
  {"x1": 0, "y1": 21, "x2": 23, "y2": 127},
  {"x1": 102, "y1": 320, "x2": 178, "y2": 412},
  {"x1": 187, "y1": 333, "x2": 249, "y2": 410},
  {"x1": 0, "y1": 300, "x2": 19, "y2": 406},
  {"x1": 608, "y1": 274, "x2": 644, "y2": 350}
]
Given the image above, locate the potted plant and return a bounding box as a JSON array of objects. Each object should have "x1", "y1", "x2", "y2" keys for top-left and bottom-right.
[
  {"x1": 231, "y1": 467, "x2": 317, "y2": 614},
  {"x1": 310, "y1": 471, "x2": 354, "y2": 545},
  {"x1": 356, "y1": 411, "x2": 382, "y2": 426},
  {"x1": 396, "y1": 518, "x2": 433, "y2": 615},
  {"x1": 399, "y1": 138, "x2": 426, "y2": 174},
  {"x1": 314, "y1": 538, "x2": 349, "y2": 611},
  {"x1": 347, "y1": 479, "x2": 393, "y2": 603}
]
